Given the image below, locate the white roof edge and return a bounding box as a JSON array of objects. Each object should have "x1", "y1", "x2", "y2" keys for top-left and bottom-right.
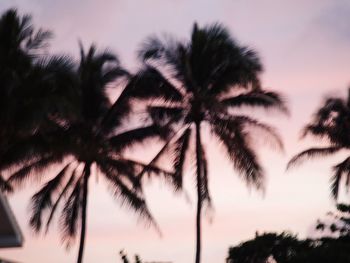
[{"x1": 0, "y1": 192, "x2": 24, "y2": 248}]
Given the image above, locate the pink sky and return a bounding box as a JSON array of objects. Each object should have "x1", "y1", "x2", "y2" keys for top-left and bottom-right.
[{"x1": 1, "y1": 0, "x2": 350, "y2": 262}]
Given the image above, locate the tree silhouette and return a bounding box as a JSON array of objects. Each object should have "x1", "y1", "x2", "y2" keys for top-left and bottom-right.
[
  {"x1": 3, "y1": 44, "x2": 171, "y2": 263},
  {"x1": 288, "y1": 88, "x2": 350, "y2": 199},
  {"x1": 119, "y1": 250, "x2": 143, "y2": 263},
  {"x1": 316, "y1": 203, "x2": 350, "y2": 237},
  {"x1": 125, "y1": 23, "x2": 287, "y2": 263},
  {"x1": 227, "y1": 232, "x2": 350, "y2": 263}
]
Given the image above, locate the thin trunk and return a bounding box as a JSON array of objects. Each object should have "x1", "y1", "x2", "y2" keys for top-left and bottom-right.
[
  {"x1": 195, "y1": 121, "x2": 202, "y2": 263},
  {"x1": 77, "y1": 164, "x2": 90, "y2": 263}
]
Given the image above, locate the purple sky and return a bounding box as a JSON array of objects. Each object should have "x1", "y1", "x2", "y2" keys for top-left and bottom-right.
[{"x1": 1, "y1": 0, "x2": 350, "y2": 262}]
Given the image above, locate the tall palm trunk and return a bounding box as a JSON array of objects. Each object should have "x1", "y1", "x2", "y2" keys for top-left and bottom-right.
[
  {"x1": 195, "y1": 121, "x2": 202, "y2": 263},
  {"x1": 77, "y1": 164, "x2": 91, "y2": 263}
]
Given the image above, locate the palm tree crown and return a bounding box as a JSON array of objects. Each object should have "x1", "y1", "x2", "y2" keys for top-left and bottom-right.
[
  {"x1": 125, "y1": 23, "x2": 287, "y2": 263},
  {"x1": 288, "y1": 88, "x2": 350, "y2": 199}
]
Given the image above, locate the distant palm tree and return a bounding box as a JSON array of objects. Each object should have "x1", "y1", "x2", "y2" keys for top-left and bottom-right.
[
  {"x1": 3, "y1": 45, "x2": 170, "y2": 263},
  {"x1": 288, "y1": 88, "x2": 350, "y2": 199},
  {"x1": 125, "y1": 23, "x2": 287, "y2": 263}
]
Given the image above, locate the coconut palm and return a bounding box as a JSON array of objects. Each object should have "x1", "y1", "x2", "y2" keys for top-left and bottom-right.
[
  {"x1": 288, "y1": 88, "x2": 350, "y2": 199},
  {"x1": 3, "y1": 45, "x2": 171, "y2": 263},
  {"x1": 124, "y1": 23, "x2": 287, "y2": 263}
]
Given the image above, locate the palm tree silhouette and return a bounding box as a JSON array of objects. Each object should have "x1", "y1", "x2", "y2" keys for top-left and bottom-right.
[
  {"x1": 125, "y1": 23, "x2": 287, "y2": 263},
  {"x1": 4, "y1": 44, "x2": 171, "y2": 263},
  {"x1": 288, "y1": 88, "x2": 350, "y2": 199}
]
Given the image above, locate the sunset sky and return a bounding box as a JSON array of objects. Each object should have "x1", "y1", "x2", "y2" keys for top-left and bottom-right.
[{"x1": 1, "y1": 0, "x2": 350, "y2": 262}]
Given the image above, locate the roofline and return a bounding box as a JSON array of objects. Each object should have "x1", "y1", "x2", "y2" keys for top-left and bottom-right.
[{"x1": 0, "y1": 192, "x2": 24, "y2": 248}]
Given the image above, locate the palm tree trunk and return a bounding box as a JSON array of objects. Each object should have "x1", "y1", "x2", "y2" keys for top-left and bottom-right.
[
  {"x1": 77, "y1": 164, "x2": 91, "y2": 263},
  {"x1": 195, "y1": 121, "x2": 202, "y2": 263}
]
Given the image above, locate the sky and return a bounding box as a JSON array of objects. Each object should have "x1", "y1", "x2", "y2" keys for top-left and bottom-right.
[{"x1": 1, "y1": 0, "x2": 350, "y2": 262}]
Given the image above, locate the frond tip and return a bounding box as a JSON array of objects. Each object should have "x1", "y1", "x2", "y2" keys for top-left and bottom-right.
[{"x1": 287, "y1": 147, "x2": 341, "y2": 170}]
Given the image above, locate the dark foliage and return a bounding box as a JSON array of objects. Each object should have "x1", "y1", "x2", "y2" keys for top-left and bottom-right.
[
  {"x1": 316, "y1": 203, "x2": 350, "y2": 237},
  {"x1": 119, "y1": 250, "x2": 143, "y2": 263},
  {"x1": 288, "y1": 88, "x2": 350, "y2": 199},
  {"x1": 227, "y1": 232, "x2": 350, "y2": 263}
]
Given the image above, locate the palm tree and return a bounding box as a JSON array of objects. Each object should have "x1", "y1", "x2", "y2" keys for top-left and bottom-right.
[
  {"x1": 288, "y1": 88, "x2": 350, "y2": 199},
  {"x1": 125, "y1": 23, "x2": 287, "y2": 263},
  {"x1": 3, "y1": 45, "x2": 171, "y2": 263}
]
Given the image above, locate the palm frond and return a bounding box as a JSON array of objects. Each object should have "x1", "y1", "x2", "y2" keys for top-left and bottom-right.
[
  {"x1": 29, "y1": 163, "x2": 71, "y2": 232},
  {"x1": 101, "y1": 67, "x2": 129, "y2": 84},
  {"x1": 331, "y1": 168, "x2": 342, "y2": 200},
  {"x1": 78, "y1": 44, "x2": 127, "y2": 123},
  {"x1": 199, "y1": 142, "x2": 211, "y2": 207},
  {"x1": 135, "y1": 128, "x2": 183, "y2": 179},
  {"x1": 221, "y1": 90, "x2": 288, "y2": 113},
  {"x1": 0, "y1": 138, "x2": 49, "y2": 172},
  {"x1": 25, "y1": 28, "x2": 52, "y2": 51},
  {"x1": 45, "y1": 166, "x2": 78, "y2": 233},
  {"x1": 301, "y1": 124, "x2": 329, "y2": 139},
  {"x1": 60, "y1": 176, "x2": 82, "y2": 247},
  {"x1": 98, "y1": 85, "x2": 133, "y2": 134},
  {"x1": 0, "y1": 129, "x2": 69, "y2": 171},
  {"x1": 172, "y1": 127, "x2": 192, "y2": 190},
  {"x1": 137, "y1": 35, "x2": 167, "y2": 60},
  {"x1": 99, "y1": 165, "x2": 160, "y2": 232},
  {"x1": 287, "y1": 147, "x2": 341, "y2": 170},
  {"x1": 301, "y1": 97, "x2": 350, "y2": 146},
  {"x1": 121, "y1": 158, "x2": 174, "y2": 180},
  {"x1": 96, "y1": 158, "x2": 140, "y2": 190},
  {"x1": 7, "y1": 154, "x2": 65, "y2": 187},
  {"x1": 227, "y1": 115, "x2": 284, "y2": 152},
  {"x1": 109, "y1": 124, "x2": 170, "y2": 152},
  {"x1": 20, "y1": 54, "x2": 79, "y2": 126},
  {"x1": 0, "y1": 9, "x2": 51, "y2": 56},
  {"x1": 211, "y1": 117, "x2": 264, "y2": 189},
  {"x1": 125, "y1": 65, "x2": 183, "y2": 102},
  {"x1": 331, "y1": 157, "x2": 350, "y2": 199}
]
